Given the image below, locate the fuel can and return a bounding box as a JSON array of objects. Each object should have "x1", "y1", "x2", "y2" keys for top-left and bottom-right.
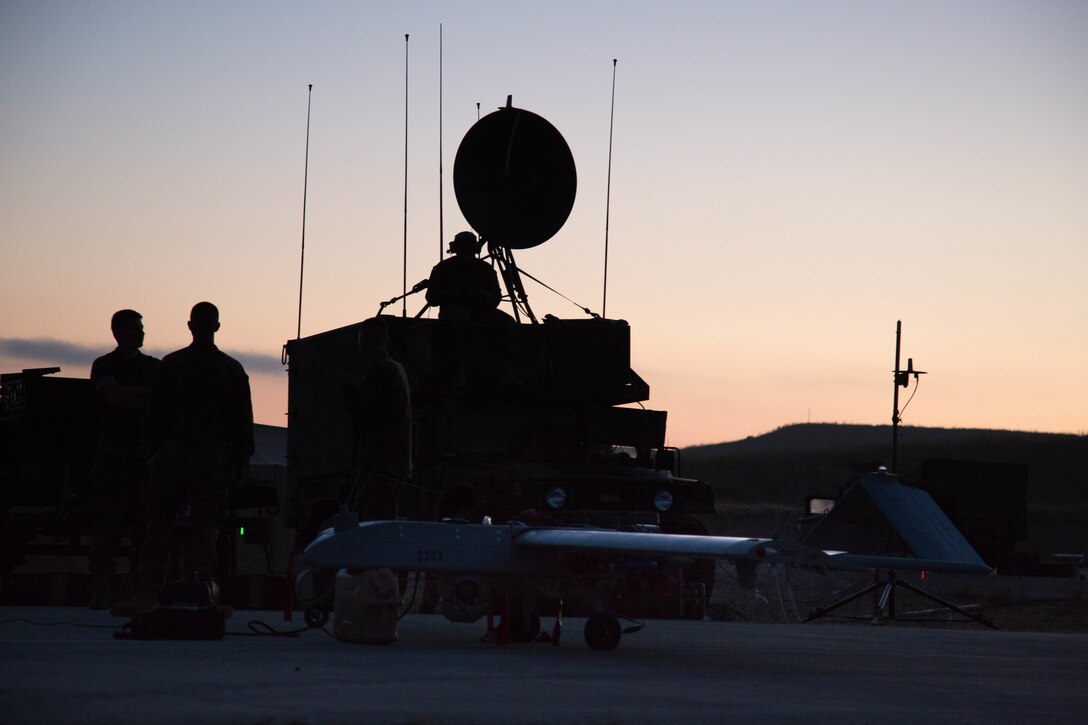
[{"x1": 332, "y1": 568, "x2": 400, "y2": 644}]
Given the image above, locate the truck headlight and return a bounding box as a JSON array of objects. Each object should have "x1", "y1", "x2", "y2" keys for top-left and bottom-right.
[
  {"x1": 654, "y1": 490, "x2": 674, "y2": 512},
  {"x1": 546, "y1": 487, "x2": 566, "y2": 509}
]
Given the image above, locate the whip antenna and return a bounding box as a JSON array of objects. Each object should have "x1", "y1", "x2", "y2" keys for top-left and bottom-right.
[
  {"x1": 602, "y1": 58, "x2": 617, "y2": 319},
  {"x1": 296, "y1": 83, "x2": 313, "y2": 339},
  {"x1": 402, "y1": 33, "x2": 409, "y2": 316},
  {"x1": 438, "y1": 24, "x2": 444, "y2": 263}
]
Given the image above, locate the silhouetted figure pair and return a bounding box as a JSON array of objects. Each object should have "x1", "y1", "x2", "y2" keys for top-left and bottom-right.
[{"x1": 112, "y1": 302, "x2": 253, "y2": 616}]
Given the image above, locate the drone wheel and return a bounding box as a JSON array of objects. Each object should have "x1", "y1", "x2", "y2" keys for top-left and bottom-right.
[
  {"x1": 304, "y1": 607, "x2": 329, "y2": 629},
  {"x1": 584, "y1": 612, "x2": 621, "y2": 651}
]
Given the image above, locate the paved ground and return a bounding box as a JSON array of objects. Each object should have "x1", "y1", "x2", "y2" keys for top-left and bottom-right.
[{"x1": 2, "y1": 605, "x2": 1086, "y2": 724}]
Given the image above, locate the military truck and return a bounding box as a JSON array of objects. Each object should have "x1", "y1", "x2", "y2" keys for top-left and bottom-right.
[
  {"x1": 0, "y1": 367, "x2": 286, "y2": 606},
  {"x1": 283, "y1": 103, "x2": 716, "y2": 617},
  {"x1": 0, "y1": 368, "x2": 99, "y2": 585}
]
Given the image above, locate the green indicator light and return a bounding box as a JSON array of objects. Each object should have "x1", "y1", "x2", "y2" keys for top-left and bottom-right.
[{"x1": 239, "y1": 526, "x2": 245, "y2": 536}]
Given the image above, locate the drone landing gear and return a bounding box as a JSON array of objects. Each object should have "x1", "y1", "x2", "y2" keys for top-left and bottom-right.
[
  {"x1": 498, "y1": 606, "x2": 542, "y2": 643},
  {"x1": 805, "y1": 569, "x2": 996, "y2": 629},
  {"x1": 584, "y1": 612, "x2": 622, "y2": 651}
]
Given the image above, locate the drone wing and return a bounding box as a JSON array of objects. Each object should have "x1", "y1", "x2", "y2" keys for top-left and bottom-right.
[
  {"x1": 511, "y1": 528, "x2": 992, "y2": 574},
  {"x1": 822, "y1": 552, "x2": 992, "y2": 574},
  {"x1": 511, "y1": 528, "x2": 830, "y2": 567}
]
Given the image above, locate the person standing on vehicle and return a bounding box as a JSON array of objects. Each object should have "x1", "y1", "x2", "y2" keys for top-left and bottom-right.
[
  {"x1": 87, "y1": 309, "x2": 160, "y2": 609},
  {"x1": 425, "y1": 231, "x2": 518, "y2": 386},
  {"x1": 121, "y1": 302, "x2": 253, "y2": 612}
]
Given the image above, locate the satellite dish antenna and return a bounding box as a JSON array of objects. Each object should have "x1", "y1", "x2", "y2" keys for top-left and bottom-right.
[
  {"x1": 453, "y1": 100, "x2": 577, "y2": 250},
  {"x1": 452, "y1": 98, "x2": 577, "y2": 322}
]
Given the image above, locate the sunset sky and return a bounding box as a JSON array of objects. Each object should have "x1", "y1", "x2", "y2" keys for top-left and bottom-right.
[{"x1": 2, "y1": 1, "x2": 1086, "y2": 447}]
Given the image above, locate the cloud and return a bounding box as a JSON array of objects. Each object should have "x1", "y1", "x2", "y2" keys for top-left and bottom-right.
[
  {"x1": 0, "y1": 338, "x2": 99, "y2": 367},
  {"x1": 0, "y1": 338, "x2": 285, "y2": 376},
  {"x1": 226, "y1": 351, "x2": 287, "y2": 376}
]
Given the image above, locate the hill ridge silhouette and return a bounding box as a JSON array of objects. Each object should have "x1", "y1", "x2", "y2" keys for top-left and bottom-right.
[
  {"x1": 685, "y1": 422, "x2": 1085, "y2": 457},
  {"x1": 680, "y1": 423, "x2": 1087, "y2": 552},
  {"x1": 681, "y1": 422, "x2": 1087, "y2": 503}
]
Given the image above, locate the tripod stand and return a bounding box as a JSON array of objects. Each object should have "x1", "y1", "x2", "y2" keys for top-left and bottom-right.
[{"x1": 804, "y1": 568, "x2": 996, "y2": 629}]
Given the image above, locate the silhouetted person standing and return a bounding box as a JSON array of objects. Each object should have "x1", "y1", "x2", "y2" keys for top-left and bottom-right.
[
  {"x1": 124, "y1": 302, "x2": 253, "y2": 612},
  {"x1": 348, "y1": 317, "x2": 411, "y2": 521},
  {"x1": 425, "y1": 231, "x2": 517, "y2": 386},
  {"x1": 425, "y1": 231, "x2": 502, "y2": 323},
  {"x1": 87, "y1": 309, "x2": 159, "y2": 609}
]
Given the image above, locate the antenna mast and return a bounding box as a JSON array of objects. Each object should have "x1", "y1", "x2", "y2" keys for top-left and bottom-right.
[
  {"x1": 295, "y1": 83, "x2": 313, "y2": 339},
  {"x1": 402, "y1": 34, "x2": 410, "y2": 317},
  {"x1": 891, "y1": 320, "x2": 927, "y2": 472},
  {"x1": 438, "y1": 24, "x2": 444, "y2": 263},
  {"x1": 602, "y1": 59, "x2": 617, "y2": 319}
]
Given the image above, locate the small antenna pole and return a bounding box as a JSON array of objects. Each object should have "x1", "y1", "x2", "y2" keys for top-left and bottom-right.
[
  {"x1": 602, "y1": 58, "x2": 617, "y2": 319},
  {"x1": 438, "y1": 24, "x2": 444, "y2": 263},
  {"x1": 402, "y1": 33, "x2": 410, "y2": 317},
  {"x1": 889, "y1": 321, "x2": 925, "y2": 473},
  {"x1": 892, "y1": 320, "x2": 903, "y2": 471},
  {"x1": 296, "y1": 83, "x2": 313, "y2": 339},
  {"x1": 476, "y1": 102, "x2": 480, "y2": 121}
]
